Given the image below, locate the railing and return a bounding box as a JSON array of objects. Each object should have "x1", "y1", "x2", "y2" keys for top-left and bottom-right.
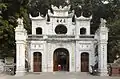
[
  {"x1": 28, "y1": 34, "x2": 94, "y2": 39},
  {"x1": 28, "y1": 35, "x2": 43, "y2": 38},
  {"x1": 48, "y1": 35, "x2": 75, "y2": 38},
  {"x1": 79, "y1": 35, "x2": 94, "y2": 38}
]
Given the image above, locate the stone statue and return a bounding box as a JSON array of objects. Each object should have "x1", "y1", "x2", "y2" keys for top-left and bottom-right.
[
  {"x1": 100, "y1": 18, "x2": 106, "y2": 27},
  {"x1": 17, "y1": 18, "x2": 23, "y2": 25}
]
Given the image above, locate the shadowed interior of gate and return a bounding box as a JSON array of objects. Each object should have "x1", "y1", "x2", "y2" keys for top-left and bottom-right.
[{"x1": 53, "y1": 48, "x2": 69, "y2": 71}]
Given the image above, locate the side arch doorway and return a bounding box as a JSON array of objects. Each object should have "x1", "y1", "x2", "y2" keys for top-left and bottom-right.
[
  {"x1": 33, "y1": 52, "x2": 42, "y2": 72},
  {"x1": 81, "y1": 52, "x2": 89, "y2": 72},
  {"x1": 53, "y1": 48, "x2": 69, "y2": 71}
]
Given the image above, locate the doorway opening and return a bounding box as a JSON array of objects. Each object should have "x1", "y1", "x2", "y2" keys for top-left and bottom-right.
[
  {"x1": 33, "y1": 52, "x2": 42, "y2": 72},
  {"x1": 81, "y1": 52, "x2": 89, "y2": 72},
  {"x1": 53, "y1": 48, "x2": 69, "y2": 71}
]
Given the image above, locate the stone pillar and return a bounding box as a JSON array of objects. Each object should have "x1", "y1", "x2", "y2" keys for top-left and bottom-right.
[
  {"x1": 29, "y1": 50, "x2": 33, "y2": 72},
  {"x1": 97, "y1": 18, "x2": 108, "y2": 76},
  {"x1": 70, "y1": 44, "x2": 75, "y2": 72},
  {"x1": 15, "y1": 18, "x2": 27, "y2": 76},
  {"x1": 42, "y1": 41, "x2": 47, "y2": 72},
  {"x1": 75, "y1": 41, "x2": 80, "y2": 72},
  {"x1": 0, "y1": 59, "x2": 4, "y2": 73},
  {"x1": 15, "y1": 41, "x2": 26, "y2": 76},
  {"x1": 98, "y1": 42, "x2": 108, "y2": 76}
]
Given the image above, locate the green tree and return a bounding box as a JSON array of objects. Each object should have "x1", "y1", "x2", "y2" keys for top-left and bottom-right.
[
  {"x1": 0, "y1": 0, "x2": 30, "y2": 58},
  {"x1": 0, "y1": 0, "x2": 120, "y2": 63}
]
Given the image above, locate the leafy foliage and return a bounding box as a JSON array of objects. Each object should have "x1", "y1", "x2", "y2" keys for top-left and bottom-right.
[
  {"x1": 0, "y1": 0, "x2": 31, "y2": 58},
  {"x1": 0, "y1": 0, "x2": 120, "y2": 62}
]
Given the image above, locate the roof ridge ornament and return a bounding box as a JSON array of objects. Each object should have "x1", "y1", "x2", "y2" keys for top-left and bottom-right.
[
  {"x1": 51, "y1": 5, "x2": 70, "y2": 11},
  {"x1": 39, "y1": 12, "x2": 41, "y2": 16},
  {"x1": 29, "y1": 12, "x2": 45, "y2": 20},
  {"x1": 66, "y1": 0, "x2": 70, "y2": 4},
  {"x1": 59, "y1": 6, "x2": 62, "y2": 9},
  {"x1": 76, "y1": 15, "x2": 92, "y2": 20},
  {"x1": 29, "y1": 14, "x2": 32, "y2": 19},
  {"x1": 81, "y1": 12, "x2": 83, "y2": 17}
]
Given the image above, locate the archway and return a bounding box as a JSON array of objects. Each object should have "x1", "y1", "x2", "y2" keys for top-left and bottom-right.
[
  {"x1": 55, "y1": 24, "x2": 67, "y2": 34},
  {"x1": 80, "y1": 28, "x2": 86, "y2": 34},
  {"x1": 53, "y1": 48, "x2": 69, "y2": 71},
  {"x1": 36, "y1": 27, "x2": 42, "y2": 34},
  {"x1": 81, "y1": 52, "x2": 89, "y2": 72},
  {"x1": 33, "y1": 52, "x2": 42, "y2": 72}
]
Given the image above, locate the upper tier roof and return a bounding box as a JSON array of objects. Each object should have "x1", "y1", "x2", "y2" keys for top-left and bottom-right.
[{"x1": 48, "y1": 5, "x2": 72, "y2": 17}]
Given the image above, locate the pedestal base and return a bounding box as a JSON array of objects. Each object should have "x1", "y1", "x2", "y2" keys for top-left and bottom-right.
[
  {"x1": 98, "y1": 71, "x2": 108, "y2": 76},
  {"x1": 15, "y1": 71, "x2": 26, "y2": 76}
]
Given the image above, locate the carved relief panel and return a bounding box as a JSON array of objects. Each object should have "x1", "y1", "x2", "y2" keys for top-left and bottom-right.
[
  {"x1": 79, "y1": 43, "x2": 92, "y2": 51},
  {"x1": 31, "y1": 43, "x2": 43, "y2": 50}
]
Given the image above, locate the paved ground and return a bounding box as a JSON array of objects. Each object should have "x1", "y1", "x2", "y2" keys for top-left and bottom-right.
[{"x1": 0, "y1": 72, "x2": 120, "y2": 79}]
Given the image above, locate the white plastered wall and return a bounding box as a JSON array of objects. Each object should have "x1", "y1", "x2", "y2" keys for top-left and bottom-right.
[
  {"x1": 47, "y1": 17, "x2": 75, "y2": 35},
  {"x1": 32, "y1": 20, "x2": 46, "y2": 35},
  {"x1": 47, "y1": 41, "x2": 75, "y2": 72},
  {"x1": 29, "y1": 41, "x2": 46, "y2": 72},
  {"x1": 75, "y1": 41, "x2": 95, "y2": 72}
]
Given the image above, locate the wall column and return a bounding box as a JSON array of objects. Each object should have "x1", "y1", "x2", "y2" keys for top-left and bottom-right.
[
  {"x1": 75, "y1": 41, "x2": 80, "y2": 72},
  {"x1": 30, "y1": 51, "x2": 33, "y2": 72},
  {"x1": 42, "y1": 41, "x2": 47, "y2": 72}
]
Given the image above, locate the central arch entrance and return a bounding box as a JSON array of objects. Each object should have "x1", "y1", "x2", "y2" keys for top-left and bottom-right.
[{"x1": 53, "y1": 48, "x2": 69, "y2": 71}]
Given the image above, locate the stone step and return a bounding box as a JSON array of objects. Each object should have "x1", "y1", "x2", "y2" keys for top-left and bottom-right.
[{"x1": 26, "y1": 72, "x2": 90, "y2": 76}]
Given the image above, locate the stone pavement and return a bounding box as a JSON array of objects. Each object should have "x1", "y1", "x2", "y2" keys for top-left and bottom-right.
[{"x1": 0, "y1": 72, "x2": 120, "y2": 79}]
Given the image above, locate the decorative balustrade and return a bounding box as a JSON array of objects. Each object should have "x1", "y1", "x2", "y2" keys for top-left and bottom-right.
[
  {"x1": 47, "y1": 35, "x2": 75, "y2": 38},
  {"x1": 27, "y1": 34, "x2": 95, "y2": 40},
  {"x1": 28, "y1": 35, "x2": 43, "y2": 38},
  {"x1": 79, "y1": 35, "x2": 94, "y2": 38}
]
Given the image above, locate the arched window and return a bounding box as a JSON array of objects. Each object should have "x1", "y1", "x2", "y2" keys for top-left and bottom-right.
[
  {"x1": 55, "y1": 24, "x2": 67, "y2": 34},
  {"x1": 80, "y1": 28, "x2": 86, "y2": 34},
  {"x1": 36, "y1": 27, "x2": 42, "y2": 34}
]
